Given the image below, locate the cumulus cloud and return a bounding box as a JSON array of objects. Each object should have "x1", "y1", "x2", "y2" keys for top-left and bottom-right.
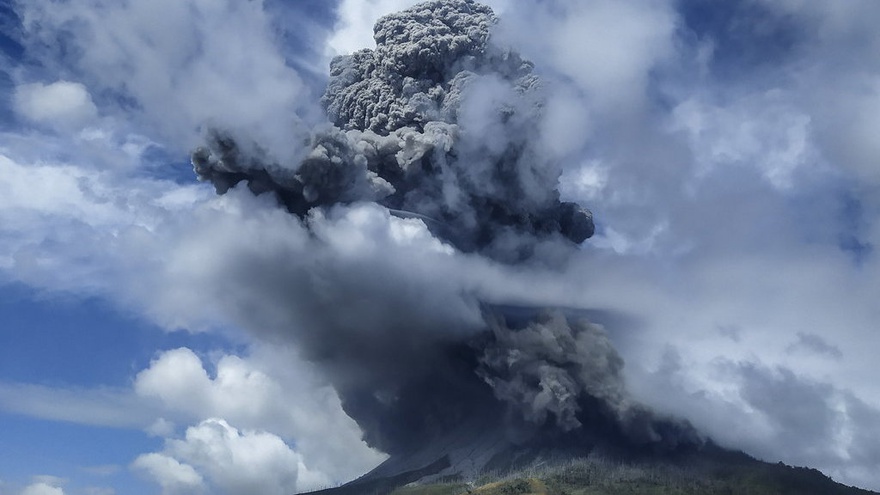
[
  {"x1": 16, "y1": 0, "x2": 319, "y2": 159},
  {"x1": 494, "y1": 0, "x2": 677, "y2": 112},
  {"x1": 13, "y1": 81, "x2": 98, "y2": 128},
  {"x1": 133, "y1": 346, "x2": 385, "y2": 486},
  {"x1": 134, "y1": 419, "x2": 321, "y2": 495},
  {"x1": 668, "y1": 90, "x2": 819, "y2": 190},
  {"x1": 0, "y1": 151, "x2": 206, "y2": 294},
  {"x1": 131, "y1": 453, "x2": 205, "y2": 495},
  {"x1": 0, "y1": 155, "x2": 134, "y2": 223},
  {"x1": 0, "y1": 344, "x2": 384, "y2": 489}
]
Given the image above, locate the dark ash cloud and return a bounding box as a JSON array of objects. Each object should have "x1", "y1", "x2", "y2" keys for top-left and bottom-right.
[
  {"x1": 192, "y1": 0, "x2": 593, "y2": 261},
  {"x1": 187, "y1": 0, "x2": 700, "y2": 481}
]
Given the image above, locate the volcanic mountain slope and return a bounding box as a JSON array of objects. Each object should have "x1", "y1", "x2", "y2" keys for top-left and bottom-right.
[
  {"x1": 301, "y1": 309, "x2": 875, "y2": 495},
  {"x1": 305, "y1": 442, "x2": 878, "y2": 495}
]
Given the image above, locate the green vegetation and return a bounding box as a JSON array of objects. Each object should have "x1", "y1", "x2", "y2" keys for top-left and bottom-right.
[
  {"x1": 390, "y1": 484, "x2": 470, "y2": 495},
  {"x1": 387, "y1": 456, "x2": 876, "y2": 495}
]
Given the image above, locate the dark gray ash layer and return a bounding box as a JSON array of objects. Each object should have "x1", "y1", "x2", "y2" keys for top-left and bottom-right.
[
  {"x1": 188, "y1": 0, "x2": 701, "y2": 479},
  {"x1": 192, "y1": 0, "x2": 593, "y2": 259}
]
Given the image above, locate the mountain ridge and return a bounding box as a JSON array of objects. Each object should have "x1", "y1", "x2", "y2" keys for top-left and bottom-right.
[{"x1": 303, "y1": 442, "x2": 878, "y2": 495}]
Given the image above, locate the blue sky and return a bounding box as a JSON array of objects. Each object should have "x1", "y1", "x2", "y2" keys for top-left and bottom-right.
[{"x1": 2, "y1": 0, "x2": 880, "y2": 494}]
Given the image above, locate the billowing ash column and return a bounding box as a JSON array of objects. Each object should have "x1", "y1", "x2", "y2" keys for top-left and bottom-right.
[
  {"x1": 189, "y1": 0, "x2": 700, "y2": 485},
  {"x1": 192, "y1": 0, "x2": 593, "y2": 260}
]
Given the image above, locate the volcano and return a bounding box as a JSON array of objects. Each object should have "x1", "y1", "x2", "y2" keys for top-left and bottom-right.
[
  {"x1": 306, "y1": 445, "x2": 878, "y2": 495},
  {"x1": 188, "y1": 1, "x2": 878, "y2": 494},
  {"x1": 298, "y1": 310, "x2": 876, "y2": 495}
]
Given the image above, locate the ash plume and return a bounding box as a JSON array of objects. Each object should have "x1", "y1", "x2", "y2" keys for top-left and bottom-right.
[
  {"x1": 192, "y1": 0, "x2": 593, "y2": 260},
  {"x1": 479, "y1": 311, "x2": 628, "y2": 432},
  {"x1": 190, "y1": 0, "x2": 701, "y2": 484}
]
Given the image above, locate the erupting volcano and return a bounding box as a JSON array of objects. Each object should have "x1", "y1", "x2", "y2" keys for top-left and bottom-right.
[{"x1": 186, "y1": 1, "x2": 866, "y2": 494}]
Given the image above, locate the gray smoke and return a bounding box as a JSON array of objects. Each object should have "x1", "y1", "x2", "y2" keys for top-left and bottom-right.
[
  {"x1": 478, "y1": 311, "x2": 628, "y2": 432},
  {"x1": 478, "y1": 309, "x2": 699, "y2": 450},
  {"x1": 192, "y1": 0, "x2": 593, "y2": 260},
  {"x1": 189, "y1": 0, "x2": 700, "y2": 476}
]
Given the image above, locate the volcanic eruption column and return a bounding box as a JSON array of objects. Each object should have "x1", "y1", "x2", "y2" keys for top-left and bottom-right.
[{"x1": 191, "y1": 0, "x2": 700, "y2": 475}]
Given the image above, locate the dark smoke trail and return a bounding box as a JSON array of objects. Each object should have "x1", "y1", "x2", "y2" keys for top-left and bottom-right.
[{"x1": 190, "y1": 0, "x2": 701, "y2": 484}]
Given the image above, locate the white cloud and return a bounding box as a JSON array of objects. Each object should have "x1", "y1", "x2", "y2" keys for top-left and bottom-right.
[
  {"x1": 327, "y1": 0, "x2": 421, "y2": 56},
  {"x1": 19, "y1": 485, "x2": 62, "y2": 495},
  {"x1": 0, "y1": 155, "x2": 127, "y2": 222},
  {"x1": 13, "y1": 81, "x2": 98, "y2": 128},
  {"x1": 25, "y1": 479, "x2": 63, "y2": 490},
  {"x1": 495, "y1": 0, "x2": 676, "y2": 112},
  {"x1": 131, "y1": 453, "x2": 205, "y2": 495},
  {"x1": 722, "y1": 1, "x2": 880, "y2": 187},
  {"x1": 559, "y1": 160, "x2": 607, "y2": 203},
  {"x1": 133, "y1": 346, "x2": 385, "y2": 487},
  {"x1": 20, "y1": 480, "x2": 64, "y2": 495},
  {"x1": 0, "y1": 344, "x2": 384, "y2": 489},
  {"x1": 146, "y1": 418, "x2": 177, "y2": 438},
  {"x1": 0, "y1": 125, "x2": 162, "y2": 174},
  {"x1": 0, "y1": 381, "x2": 155, "y2": 429},
  {"x1": 668, "y1": 90, "x2": 818, "y2": 190},
  {"x1": 134, "y1": 348, "x2": 216, "y2": 412},
  {"x1": 136, "y1": 419, "x2": 320, "y2": 495},
  {"x1": 327, "y1": 0, "x2": 510, "y2": 59},
  {"x1": 18, "y1": 0, "x2": 317, "y2": 160},
  {"x1": 173, "y1": 419, "x2": 304, "y2": 494},
  {"x1": 0, "y1": 151, "x2": 207, "y2": 296}
]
